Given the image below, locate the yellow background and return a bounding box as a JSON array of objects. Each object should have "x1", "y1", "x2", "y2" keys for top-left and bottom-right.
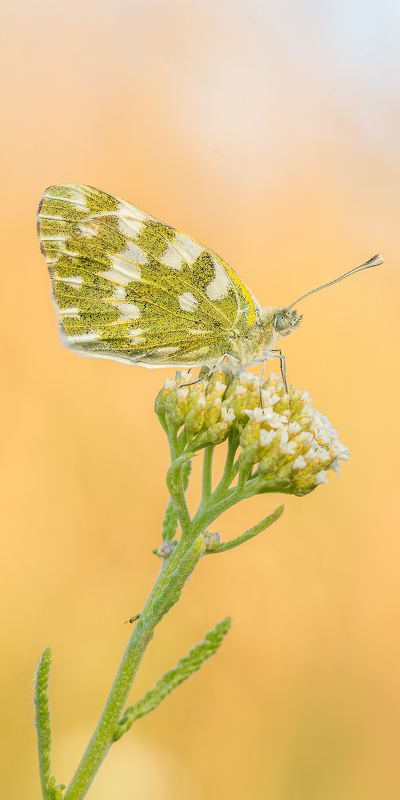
[{"x1": 1, "y1": 2, "x2": 399, "y2": 798}]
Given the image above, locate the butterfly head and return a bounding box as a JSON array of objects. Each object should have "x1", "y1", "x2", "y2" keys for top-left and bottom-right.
[{"x1": 271, "y1": 308, "x2": 302, "y2": 337}]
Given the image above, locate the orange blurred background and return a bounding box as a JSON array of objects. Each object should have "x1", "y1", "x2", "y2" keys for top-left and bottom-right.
[{"x1": 1, "y1": 1, "x2": 399, "y2": 798}]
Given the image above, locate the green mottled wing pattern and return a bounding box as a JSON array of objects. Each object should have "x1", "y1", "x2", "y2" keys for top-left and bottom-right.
[{"x1": 37, "y1": 184, "x2": 260, "y2": 367}]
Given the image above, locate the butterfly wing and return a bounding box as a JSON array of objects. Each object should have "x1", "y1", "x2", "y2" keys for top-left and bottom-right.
[{"x1": 38, "y1": 184, "x2": 260, "y2": 367}]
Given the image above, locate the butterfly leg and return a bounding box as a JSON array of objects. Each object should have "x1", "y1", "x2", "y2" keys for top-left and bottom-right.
[
  {"x1": 180, "y1": 354, "x2": 230, "y2": 389},
  {"x1": 259, "y1": 359, "x2": 268, "y2": 407},
  {"x1": 271, "y1": 349, "x2": 288, "y2": 393},
  {"x1": 263, "y1": 349, "x2": 288, "y2": 394}
]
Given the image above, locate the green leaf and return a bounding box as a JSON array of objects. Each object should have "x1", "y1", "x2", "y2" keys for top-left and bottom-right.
[
  {"x1": 34, "y1": 647, "x2": 65, "y2": 800},
  {"x1": 206, "y1": 504, "x2": 284, "y2": 554},
  {"x1": 162, "y1": 459, "x2": 192, "y2": 541},
  {"x1": 34, "y1": 647, "x2": 52, "y2": 799},
  {"x1": 113, "y1": 616, "x2": 231, "y2": 741}
]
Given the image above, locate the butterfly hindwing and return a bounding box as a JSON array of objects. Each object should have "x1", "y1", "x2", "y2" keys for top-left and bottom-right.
[{"x1": 38, "y1": 184, "x2": 260, "y2": 367}]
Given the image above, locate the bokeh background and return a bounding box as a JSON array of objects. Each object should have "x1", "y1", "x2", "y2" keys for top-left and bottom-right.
[{"x1": 1, "y1": 1, "x2": 400, "y2": 798}]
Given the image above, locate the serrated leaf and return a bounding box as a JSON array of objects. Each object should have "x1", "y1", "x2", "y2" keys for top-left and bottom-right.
[
  {"x1": 33, "y1": 648, "x2": 65, "y2": 800},
  {"x1": 34, "y1": 647, "x2": 53, "y2": 798},
  {"x1": 206, "y1": 504, "x2": 284, "y2": 554},
  {"x1": 113, "y1": 616, "x2": 231, "y2": 740}
]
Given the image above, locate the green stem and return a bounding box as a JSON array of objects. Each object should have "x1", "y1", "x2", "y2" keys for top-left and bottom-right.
[
  {"x1": 64, "y1": 533, "x2": 206, "y2": 800},
  {"x1": 166, "y1": 454, "x2": 193, "y2": 536},
  {"x1": 211, "y1": 430, "x2": 239, "y2": 503},
  {"x1": 192, "y1": 487, "x2": 239, "y2": 534},
  {"x1": 201, "y1": 446, "x2": 214, "y2": 502},
  {"x1": 166, "y1": 420, "x2": 180, "y2": 461},
  {"x1": 237, "y1": 458, "x2": 251, "y2": 494},
  {"x1": 162, "y1": 460, "x2": 192, "y2": 542},
  {"x1": 193, "y1": 468, "x2": 267, "y2": 535}
]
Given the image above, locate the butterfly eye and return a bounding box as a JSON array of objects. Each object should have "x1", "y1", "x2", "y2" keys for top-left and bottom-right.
[{"x1": 274, "y1": 312, "x2": 287, "y2": 330}]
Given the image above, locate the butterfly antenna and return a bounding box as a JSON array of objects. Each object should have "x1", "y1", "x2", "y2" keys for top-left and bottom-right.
[{"x1": 286, "y1": 254, "x2": 384, "y2": 311}]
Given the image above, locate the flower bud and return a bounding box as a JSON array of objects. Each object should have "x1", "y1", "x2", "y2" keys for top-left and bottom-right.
[
  {"x1": 204, "y1": 394, "x2": 224, "y2": 428},
  {"x1": 154, "y1": 378, "x2": 177, "y2": 415},
  {"x1": 185, "y1": 395, "x2": 206, "y2": 435},
  {"x1": 156, "y1": 541, "x2": 177, "y2": 558},
  {"x1": 166, "y1": 386, "x2": 189, "y2": 426},
  {"x1": 203, "y1": 531, "x2": 221, "y2": 551}
]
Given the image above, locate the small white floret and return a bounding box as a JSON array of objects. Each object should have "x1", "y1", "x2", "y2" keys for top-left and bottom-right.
[
  {"x1": 259, "y1": 429, "x2": 275, "y2": 447},
  {"x1": 280, "y1": 440, "x2": 297, "y2": 455},
  {"x1": 239, "y1": 372, "x2": 252, "y2": 386},
  {"x1": 329, "y1": 459, "x2": 341, "y2": 476},
  {"x1": 315, "y1": 471, "x2": 328, "y2": 485},
  {"x1": 221, "y1": 407, "x2": 235, "y2": 423},
  {"x1": 331, "y1": 445, "x2": 350, "y2": 461},
  {"x1": 267, "y1": 412, "x2": 288, "y2": 429},
  {"x1": 292, "y1": 455, "x2": 307, "y2": 471},
  {"x1": 262, "y1": 389, "x2": 279, "y2": 406},
  {"x1": 244, "y1": 408, "x2": 272, "y2": 422},
  {"x1": 176, "y1": 371, "x2": 191, "y2": 382}
]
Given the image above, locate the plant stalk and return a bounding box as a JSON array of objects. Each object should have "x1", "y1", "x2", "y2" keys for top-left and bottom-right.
[{"x1": 64, "y1": 533, "x2": 205, "y2": 800}]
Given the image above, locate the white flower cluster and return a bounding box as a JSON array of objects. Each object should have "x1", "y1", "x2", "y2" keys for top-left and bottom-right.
[
  {"x1": 239, "y1": 374, "x2": 349, "y2": 492},
  {"x1": 154, "y1": 368, "x2": 349, "y2": 496}
]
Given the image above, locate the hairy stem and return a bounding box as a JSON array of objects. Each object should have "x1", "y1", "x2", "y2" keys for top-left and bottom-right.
[
  {"x1": 166, "y1": 454, "x2": 193, "y2": 536},
  {"x1": 201, "y1": 446, "x2": 214, "y2": 502},
  {"x1": 64, "y1": 533, "x2": 206, "y2": 800},
  {"x1": 211, "y1": 430, "x2": 239, "y2": 502}
]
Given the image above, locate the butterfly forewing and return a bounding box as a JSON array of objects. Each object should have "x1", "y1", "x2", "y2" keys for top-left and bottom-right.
[{"x1": 38, "y1": 185, "x2": 260, "y2": 367}]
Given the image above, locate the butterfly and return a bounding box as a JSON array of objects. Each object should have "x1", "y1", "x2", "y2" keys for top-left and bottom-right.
[{"x1": 37, "y1": 184, "x2": 383, "y2": 385}]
